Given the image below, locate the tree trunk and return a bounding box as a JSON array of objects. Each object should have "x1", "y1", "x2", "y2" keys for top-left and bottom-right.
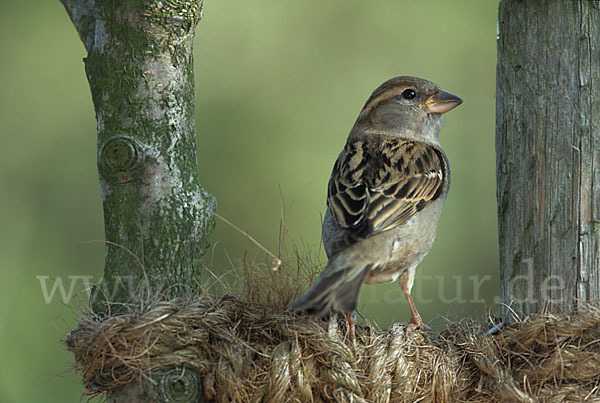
[
  {"x1": 60, "y1": 0, "x2": 216, "y2": 312},
  {"x1": 496, "y1": 0, "x2": 600, "y2": 317}
]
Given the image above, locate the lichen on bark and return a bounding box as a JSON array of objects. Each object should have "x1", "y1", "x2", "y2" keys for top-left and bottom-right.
[{"x1": 61, "y1": 0, "x2": 215, "y2": 312}]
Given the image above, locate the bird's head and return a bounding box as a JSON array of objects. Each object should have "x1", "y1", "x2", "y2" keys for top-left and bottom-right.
[{"x1": 351, "y1": 76, "x2": 462, "y2": 143}]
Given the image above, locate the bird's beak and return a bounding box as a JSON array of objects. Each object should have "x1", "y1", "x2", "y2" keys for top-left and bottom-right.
[{"x1": 421, "y1": 89, "x2": 463, "y2": 114}]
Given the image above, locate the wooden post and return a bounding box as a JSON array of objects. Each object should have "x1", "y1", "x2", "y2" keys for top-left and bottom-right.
[{"x1": 496, "y1": 0, "x2": 600, "y2": 317}]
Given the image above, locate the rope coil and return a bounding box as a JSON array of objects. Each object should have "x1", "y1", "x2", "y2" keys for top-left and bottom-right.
[{"x1": 66, "y1": 295, "x2": 600, "y2": 402}]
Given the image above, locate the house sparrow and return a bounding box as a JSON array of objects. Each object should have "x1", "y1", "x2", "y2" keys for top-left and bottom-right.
[{"x1": 288, "y1": 76, "x2": 462, "y2": 342}]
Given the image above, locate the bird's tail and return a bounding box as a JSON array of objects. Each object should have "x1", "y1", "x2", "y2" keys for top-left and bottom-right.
[{"x1": 287, "y1": 255, "x2": 370, "y2": 317}]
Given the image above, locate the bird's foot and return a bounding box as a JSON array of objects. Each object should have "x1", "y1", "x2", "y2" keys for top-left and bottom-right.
[
  {"x1": 405, "y1": 315, "x2": 430, "y2": 333},
  {"x1": 344, "y1": 312, "x2": 357, "y2": 348}
]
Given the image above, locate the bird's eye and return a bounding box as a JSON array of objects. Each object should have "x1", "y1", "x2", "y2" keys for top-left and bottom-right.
[{"x1": 401, "y1": 89, "x2": 416, "y2": 100}]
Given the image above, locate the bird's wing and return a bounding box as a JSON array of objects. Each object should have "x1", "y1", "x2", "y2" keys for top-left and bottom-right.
[{"x1": 327, "y1": 137, "x2": 446, "y2": 248}]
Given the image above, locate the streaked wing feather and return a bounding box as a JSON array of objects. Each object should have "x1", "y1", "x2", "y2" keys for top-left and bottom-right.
[{"x1": 327, "y1": 138, "x2": 445, "y2": 245}]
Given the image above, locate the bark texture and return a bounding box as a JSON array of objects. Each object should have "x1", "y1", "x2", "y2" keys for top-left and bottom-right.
[
  {"x1": 61, "y1": 0, "x2": 216, "y2": 312},
  {"x1": 496, "y1": 0, "x2": 600, "y2": 317}
]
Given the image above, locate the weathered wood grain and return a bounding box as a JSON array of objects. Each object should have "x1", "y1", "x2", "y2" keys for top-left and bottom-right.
[{"x1": 496, "y1": 0, "x2": 600, "y2": 316}]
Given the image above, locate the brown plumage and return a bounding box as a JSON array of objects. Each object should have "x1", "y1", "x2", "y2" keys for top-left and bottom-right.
[
  {"x1": 326, "y1": 138, "x2": 446, "y2": 256},
  {"x1": 288, "y1": 76, "x2": 462, "y2": 343}
]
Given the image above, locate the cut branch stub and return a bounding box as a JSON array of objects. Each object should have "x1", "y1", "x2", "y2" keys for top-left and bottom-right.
[
  {"x1": 106, "y1": 367, "x2": 205, "y2": 403},
  {"x1": 155, "y1": 368, "x2": 203, "y2": 403},
  {"x1": 99, "y1": 135, "x2": 144, "y2": 182}
]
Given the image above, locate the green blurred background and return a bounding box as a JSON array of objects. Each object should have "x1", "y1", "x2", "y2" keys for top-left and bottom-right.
[{"x1": 0, "y1": 1, "x2": 499, "y2": 401}]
